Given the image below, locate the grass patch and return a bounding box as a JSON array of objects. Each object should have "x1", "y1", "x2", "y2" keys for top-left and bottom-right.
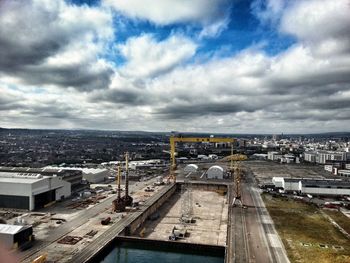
[
  {"x1": 323, "y1": 209, "x2": 350, "y2": 235},
  {"x1": 262, "y1": 194, "x2": 350, "y2": 263}
]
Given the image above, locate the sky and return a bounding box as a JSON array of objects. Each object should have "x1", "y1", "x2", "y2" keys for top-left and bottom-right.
[{"x1": 0, "y1": 0, "x2": 350, "y2": 134}]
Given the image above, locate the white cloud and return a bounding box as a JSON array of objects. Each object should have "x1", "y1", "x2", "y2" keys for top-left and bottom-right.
[
  {"x1": 198, "y1": 15, "x2": 230, "y2": 39},
  {"x1": 103, "y1": 0, "x2": 227, "y2": 24},
  {"x1": 117, "y1": 33, "x2": 197, "y2": 78},
  {"x1": 103, "y1": 0, "x2": 230, "y2": 37},
  {"x1": 251, "y1": 0, "x2": 287, "y2": 25},
  {"x1": 1, "y1": 0, "x2": 350, "y2": 133},
  {"x1": 280, "y1": 0, "x2": 350, "y2": 42}
]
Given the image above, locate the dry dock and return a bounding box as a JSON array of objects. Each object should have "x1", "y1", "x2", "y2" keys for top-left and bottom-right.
[
  {"x1": 67, "y1": 181, "x2": 229, "y2": 263},
  {"x1": 67, "y1": 183, "x2": 177, "y2": 263}
]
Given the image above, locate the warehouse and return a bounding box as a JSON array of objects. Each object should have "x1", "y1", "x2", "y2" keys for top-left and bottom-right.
[
  {"x1": 272, "y1": 177, "x2": 301, "y2": 192},
  {"x1": 44, "y1": 166, "x2": 108, "y2": 184},
  {"x1": 0, "y1": 166, "x2": 83, "y2": 191},
  {"x1": 301, "y1": 180, "x2": 350, "y2": 196},
  {"x1": 338, "y1": 170, "x2": 350, "y2": 178},
  {"x1": 283, "y1": 178, "x2": 302, "y2": 192},
  {"x1": 271, "y1": 177, "x2": 304, "y2": 191},
  {"x1": 80, "y1": 168, "x2": 108, "y2": 183},
  {"x1": 272, "y1": 177, "x2": 284, "y2": 188},
  {"x1": 0, "y1": 224, "x2": 33, "y2": 249},
  {"x1": 271, "y1": 177, "x2": 350, "y2": 196},
  {"x1": 0, "y1": 172, "x2": 71, "y2": 211}
]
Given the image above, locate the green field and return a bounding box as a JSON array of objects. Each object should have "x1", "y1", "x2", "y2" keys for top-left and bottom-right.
[
  {"x1": 262, "y1": 194, "x2": 350, "y2": 263},
  {"x1": 323, "y1": 209, "x2": 350, "y2": 235}
]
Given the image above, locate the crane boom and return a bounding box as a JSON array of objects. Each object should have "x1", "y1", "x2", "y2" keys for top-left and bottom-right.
[{"x1": 169, "y1": 136, "x2": 235, "y2": 183}]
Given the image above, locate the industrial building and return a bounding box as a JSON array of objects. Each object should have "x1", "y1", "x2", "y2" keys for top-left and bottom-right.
[
  {"x1": 0, "y1": 172, "x2": 71, "y2": 210},
  {"x1": 0, "y1": 166, "x2": 83, "y2": 192},
  {"x1": 272, "y1": 177, "x2": 301, "y2": 191},
  {"x1": 301, "y1": 180, "x2": 350, "y2": 196},
  {"x1": 268, "y1": 152, "x2": 297, "y2": 163},
  {"x1": 0, "y1": 224, "x2": 33, "y2": 249},
  {"x1": 129, "y1": 159, "x2": 164, "y2": 170},
  {"x1": 304, "y1": 152, "x2": 317, "y2": 163},
  {"x1": 207, "y1": 165, "x2": 224, "y2": 179},
  {"x1": 80, "y1": 168, "x2": 108, "y2": 183},
  {"x1": 272, "y1": 177, "x2": 350, "y2": 196},
  {"x1": 44, "y1": 166, "x2": 108, "y2": 184},
  {"x1": 268, "y1": 152, "x2": 281, "y2": 161},
  {"x1": 338, "y1": 170, "x2": 350, "y2": 178}
]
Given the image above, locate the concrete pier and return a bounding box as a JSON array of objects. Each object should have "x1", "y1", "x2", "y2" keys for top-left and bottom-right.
[
  {"x1": 68, "y1": 181, "x2": 229, "y2": 263},
  {"x1": 67, "y1": 183, "x2": 177, "y2": 263}
]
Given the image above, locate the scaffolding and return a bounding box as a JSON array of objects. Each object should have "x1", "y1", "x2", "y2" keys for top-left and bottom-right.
[
  {"x1": 232, "y1": 162, "x2": 242, "y2": 206},
  {"x1": 180, "y1": 179, "x2": 193, "y2": 224}
]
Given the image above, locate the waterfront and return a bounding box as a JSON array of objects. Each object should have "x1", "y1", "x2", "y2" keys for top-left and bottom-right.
[{"x1": 100, "y1": 242, "x2": 224, "y2": 263}]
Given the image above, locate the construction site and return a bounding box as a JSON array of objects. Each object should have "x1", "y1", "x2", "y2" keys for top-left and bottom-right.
[
  {"x1": 0, "y1": 136, "x2": 248, "y2": 263},
  {"x1": 137, "y1": 186, "x2": 228, "y2": 246},
  {"x1": 1, "y1": 135, "x2": 349, "y2": 263}
]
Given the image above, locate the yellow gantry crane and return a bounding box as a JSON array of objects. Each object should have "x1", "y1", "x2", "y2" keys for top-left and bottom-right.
[{"x1": 168, "y1": 136, "x2": 236, "y2": 183}]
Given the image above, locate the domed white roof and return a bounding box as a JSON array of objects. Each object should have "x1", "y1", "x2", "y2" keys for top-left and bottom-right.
[
  {"x1": 184, "y1": 164, "x2": 199, "y2": 172},
  {"x1": 208, "y1": 165, "x2": 224, "y2": 172}
]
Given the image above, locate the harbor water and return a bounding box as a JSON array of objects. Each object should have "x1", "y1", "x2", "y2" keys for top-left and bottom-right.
[{"x1": 100, "y1": 241, "x2": 224, "y2": 263}]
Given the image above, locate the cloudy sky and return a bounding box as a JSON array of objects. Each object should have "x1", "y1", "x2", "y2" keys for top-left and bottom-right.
[{"x1": 1, "y1": 0, "x2": 350, "y2": 133}]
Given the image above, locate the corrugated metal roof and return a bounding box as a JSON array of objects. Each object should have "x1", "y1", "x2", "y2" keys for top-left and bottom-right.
[
  {"x1": 0, "y1": 172, "x2": 44, "y2": 183},
  {"x1": 0, "y1": 224, "x2": 29, "y2": 235}
]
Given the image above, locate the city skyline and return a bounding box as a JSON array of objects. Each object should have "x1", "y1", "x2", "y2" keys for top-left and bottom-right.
[{"x1": 1, "y1": 0, "x2": 350, "y2": 133}]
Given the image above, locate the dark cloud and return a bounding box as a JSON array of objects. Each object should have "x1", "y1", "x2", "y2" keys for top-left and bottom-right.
[
  {"x1": 269, "y1": 70, "x2": 350, "y2": 96},
  {"x1": 18, "y1": 64, "x2": 114, "y2": 91},
  {"x1": 90, "y1": 89, "x2": 148, "y2": 105},
  {"x1": 21, "y1": 103, "x2": 76, "y2": 119},
  {"x1": 0, "y1": 0, "x2": 114, "y2": 91},
  {"x1": 1, "y1": 0, "x2": 350, "y2": 133},
  {"x1": 154, "y1": 101, "x2": 258, "y2": 119}
]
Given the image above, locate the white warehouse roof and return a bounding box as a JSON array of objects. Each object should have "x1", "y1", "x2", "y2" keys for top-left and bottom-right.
[
  {"x1": 0, "y1": 224, "x2": 28, "y2": 235},
  {"x1": 0, "y1": 172, "x2": 45, "y2": 184}
]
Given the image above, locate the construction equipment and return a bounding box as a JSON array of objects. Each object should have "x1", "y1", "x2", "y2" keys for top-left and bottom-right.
[
  {"x1": 168, "y1": 136, "x2": 235, "y2": 183},
  {"x1": 222, "y1": 154, "x2": 248, "y2": 164},
  {"x1": 112, "y1": 164, "x2": 126, "y2": 212},
  {"x1": 168, "y1": 225, "x2": 188, "y2": 241},
  {"x1": 31, "y1": 254, "x2": 47, "y2": 263},
  {"x1": 139, "y1": 227, "x2": 146, "y2": 237},
  {"x1": 122, "y1": 152, "x2": 133, "y2": 206},
  {"x1": 101, "y1": 217, "x2": 111, "y2": 225}
]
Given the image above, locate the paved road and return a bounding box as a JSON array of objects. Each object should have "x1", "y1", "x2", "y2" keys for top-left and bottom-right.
[
  {"x1": 231, "y1": 205, "x2": 249, "y2": 262},
  {"x1": 19, "y1": 178, "x2": 159, "y2": 262},
  {"x1": 243, "y1": 168, "x2": 290, "y2": 263},
  {"x1": 228, "y1": 166, "x2": 290, "y2": 263}
]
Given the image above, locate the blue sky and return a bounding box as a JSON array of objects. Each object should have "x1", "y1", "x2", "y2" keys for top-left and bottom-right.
[
  {"x1": 0, "y1": 0, "x2": 350, "y2": 133},
  {"x1": 72, "y1": 0, "x2": 295, "y2": 63}
]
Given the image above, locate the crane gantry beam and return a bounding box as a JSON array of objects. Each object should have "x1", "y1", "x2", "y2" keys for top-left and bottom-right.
[{"x1": 169, "y1": 136, "x2": 236, "y2": 182}]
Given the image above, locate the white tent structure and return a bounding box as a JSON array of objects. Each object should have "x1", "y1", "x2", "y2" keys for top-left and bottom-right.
[
  {"x1": 184, "y1": 164, "x2": 199, "y2": 173},
  {"x1": 207, "y1": 165, "x2": 224, "y2": 179}
]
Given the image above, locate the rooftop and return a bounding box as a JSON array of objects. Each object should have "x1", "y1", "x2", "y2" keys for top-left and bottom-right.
[
  {"x1": 0, "y1": 224, "x2": 31, "y2": 235},
  {"x1": 0, "y1": 172, "x2": 45, "y2": 184}
]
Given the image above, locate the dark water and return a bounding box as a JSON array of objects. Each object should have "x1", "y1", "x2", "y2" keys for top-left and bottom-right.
[{"x1": 100, "y1": 242, "x2": 224, "y2": 263}]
